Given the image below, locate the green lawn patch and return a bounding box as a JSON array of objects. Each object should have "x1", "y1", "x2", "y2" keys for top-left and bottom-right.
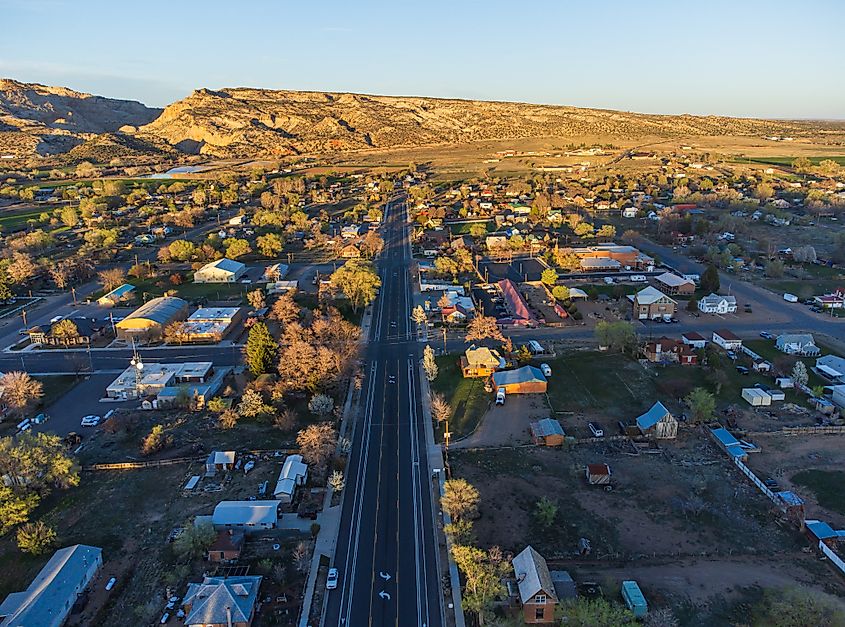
[
  {"x1": 762, "y1": 279, "x2": 844, "y2": 299},
  {"x1": 792, "y1": 470, "x2": 845, "y2": 515},
  {"x1": 430, "y1": 355, "x2": 489, "y2": 441},
  {"x1": 128, "y1": 276, "x2": 247, "y2": 303},
  {"x1": 0, "y1": 209, "x2": 46, "y2": 230}
]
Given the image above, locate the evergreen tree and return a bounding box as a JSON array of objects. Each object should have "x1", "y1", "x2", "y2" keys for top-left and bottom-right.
[{"x1": 245, "y1": 321, "x2": 278, "y2": 376}]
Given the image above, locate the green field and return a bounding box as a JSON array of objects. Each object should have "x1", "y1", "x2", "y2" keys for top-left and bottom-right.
[
  {"x1": 0, "y1": 209, "x2": 45, "y2": 230},
  {"x1": 733, "y1": 155, "x2": 845, "y2": 167},
  {"x1": 792, "y1": 469, "x2": 845, "y2": 515},
  {"x1": 128, "y1": 275, "x2": 248, "y2": 303},
  {"x1": 430, "y1": 355, "x2": 489, "y2": 441}
]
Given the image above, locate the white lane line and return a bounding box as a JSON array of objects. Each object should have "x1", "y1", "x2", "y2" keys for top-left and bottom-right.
[
  {"x1": 408, "y1": 358, "x2": 431, "y2": 626},
  {"x1": 339, "y1": 361, "x2": 378, "y2": 624}
]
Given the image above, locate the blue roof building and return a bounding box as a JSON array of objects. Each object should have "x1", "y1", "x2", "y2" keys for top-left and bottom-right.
[{"x1": 635, "y1": 401, "x2": 677, "y2": 439}]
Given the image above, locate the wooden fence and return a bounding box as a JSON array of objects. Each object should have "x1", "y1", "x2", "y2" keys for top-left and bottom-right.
[
  {"x1": 83, "y1": 448, "x2": 298, "y2": 472},
  {"x1": 821, "y1": 542, "x2": 845, "y2": 576}
]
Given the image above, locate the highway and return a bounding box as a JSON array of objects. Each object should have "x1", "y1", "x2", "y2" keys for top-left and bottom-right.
[{"x1": 324, "y1": 195, "x2": 443, "y2": 626}]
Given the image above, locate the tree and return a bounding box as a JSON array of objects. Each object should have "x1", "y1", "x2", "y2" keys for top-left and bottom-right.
[
  {"x1": 16, "y1": 521, "x2": 56, "y2": 555},
  {"x1": 59, "y1": 206, "x2": 79, "y2": 227},
  {"x1": 792, "y1": 156, "x2": 812, "y2": 173},
  {"x1": 596, "y1": 224, "x2": 616, "y2": 241},
  {"x1": 441, "y1": 478, "x2": 479, "y2": 522},
  {"x1": 765, "y1": 259, "x2": 785, "y2": 278},
  {"x1": 701, "y1": 264, "x2": 720, "y2": 294},
  {"x1": 574, "y1": 222, "x2": 594, "y2": 237},
  {"x1": 140, "y1": 424, "x2": 172, "y2": 456},
  {"x1": 540, "y1": 267, "x2": 558, "y2": 286},
  {"x1": 238, "y1": 389, "x2": 273, "y2": 418},
  {"x1": 434, "y1": 256, "x2": 459, "y2": 280},
  {"x1": 247, "y1": 288, "x2": 266, "y2": 310},
  {"x1": 465, "y1": 316, "x2": 505, "y2": 343},
  {"x1": 244, "y1": 322, "x2": 277, "y2": 376},
  {"x1": 257, "y1": 233, "x2": 283, "y2": 258},
  {"x1": 423, "y1": 344, "x2": 439, "y2": 381},
  {"x1": 273, "y1": 408, "x2": 298, "y2": 432},
  {"x1": 218, "y1": 409, "x2": 239, "y2": 429},
  {"x1": 0, "y1": 485, "x2": 39, "y2": 534},
  {"x1": 206, "y1": 397, "x2": 227, "y2": 413},
  {"x1": 329, "y1": 259, "x2": 381, "y2": 312},
  {"x1": 534, "y1": 496, "x2": 558, "y2": 528},
  {"x1": 328, "y1": 470, "x2": 345, "y2": 492},
  {"x1": 98, "y1": 268, "x2": 126, "y2": 291},
  {"x1": 644, "y1": 608, "x2": 680, "y2": 627},
  {"x1": 296, "y1": 422, "x2": 337, "y2": 468},
  {"x1": 173, "y1": 521, "x2": 217, "y2": 559},
  {"x1": 431, "y1": 392, "x2": 451, "y2": 424},
  {"x1": 51, "y1": 318, "x2": 80, "y2": 342},
  {"x1": 749, "y1": 587, "x2": 845, "y2": 627},
  {"x1": 685, "y1": 387, "x2": 715, "y2": 424},
  {"x1": 0, "y1": 432, "x2": 79, "y2": 492},
  {"x1": 224, "y1": 238, "x2": 252, "y2": 259},
  {"x1": 167, "y1": 239, "x2": 196, "y2": 262},
  {"x1": 594, "y1": 321, "x2": 636, "y2": 353},
  {"x1": 469, "y1": 223, "x2": 487, "y2": 238},
  {"x1": 5, "y1": 252, "x2": 37, "y2": 286},
  {"x1": 551, "y1": 285, "x2": 570, "y2": 301},
  {"x1": 557, "y1": 598, "x2": 635, "y2": 627},
  {"x1": 791, "y1": 361, "x2": 809, "y2": 388},
  {"x1": 687, "y1": 297, "x2": 699, "y2": 312},
  {"x1": 308, "y1": 393, "x2": 334, "y2": 417},
  {"x1": 0, "y1": 371, "x2": 43, "y2": 416},
  {"x1": 443, "y1": 519, "x2": 475, "y2": 545},
  {"x1": 270, "y1": 291, "x2": 301, "y2": 325},
  {"x1": 411, "y1": 305, "x2": 427, "y2": 327},
  {"x1": 0, "y1": 279, "x2": 12, "y2": 302},
  {"x1": 163, "y1": 321, "x2": 189, "y2": 345},
  {"x1": 360, "y1": 231, "x2": 384, "y2": 258},
  {"x1": 451, "y1": 544, "x2": 507, "y2": 624}
]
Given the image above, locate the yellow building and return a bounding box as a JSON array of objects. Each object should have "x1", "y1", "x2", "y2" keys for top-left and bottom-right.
[{"x1": 115, "y1": 296, "x2": 189, "y2": 343}]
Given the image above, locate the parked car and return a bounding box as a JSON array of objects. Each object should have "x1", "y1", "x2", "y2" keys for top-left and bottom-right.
[
  {"x1": 540, "y1": 363, "x2": 552, "y2": 377},
  {"x1": 105, "y1": 577, "x2": 117, "y2": 591},
  {"x1": 326, "y1": 568, "x2": 339, "y2": 590},
  {"x1": 80, "y1": 415, "x2": 100, "y2": 427},
  {"x1": 588, "y1": 422, "x2": 605, "y2": 438},
  {"x1": 736, "y1": 366, "x2": 750, "y2": 375},
  {"x1": 759, "y1": 331, "x2": 773, "y2": 339},
  {"x1": 495, "y1": 388, "x2": 506, "y2": 405}
]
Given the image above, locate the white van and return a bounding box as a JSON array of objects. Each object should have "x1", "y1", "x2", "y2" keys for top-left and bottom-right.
[
  {"x1": 629, "y1": 275, "x2": 647, "y2": 282},
  {"x1": 495, "y1": 388, "x2": 506, "y2": 405},
  {"x1": 783, "y1": 293, "x2": 798, "y2": 303}
]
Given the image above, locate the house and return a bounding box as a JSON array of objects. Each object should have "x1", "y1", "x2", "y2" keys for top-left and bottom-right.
[
  {"x1": 491, "y1": 366, "x2": 548, "y2": 394},
  {"x1": 273, "y1": 454, "x2": 308, "y2": 504},
  {"x1": 106, "y1": 361, "x2": 227, "y2": 407},
  {"x1": 621, "y1": 207, "x2": 638, "y2": 218},
  {"x1": 698, "y1": 293, "x2": 738, "y2": 314},
  {"x1": 498, "y1": 279, "x2": 535, "y2": 325},
  {"x1": 206, "y1": 451, "x2": 235, "y2": 475},
  {"x1": 530, "y1": 418, "x2": 565, "y2": 446},
  {"x1": 511, "y1": 546, "x2": 559, "y2": 624},
  {"x1": 212, "y1": 501, "x2": 281, "y2": 532},
  {"x1": 654, "y1": 273, "x2": 695, "y2": 296},
  {"x1": 193, "y1": 258, "x2": 247, "y2": 283},
  {"x1": 460, "y1": 345, "x2": 505, "y2": 378},
  {"x1": 439, "y1": 290, "x2": 476, "y2": 323},
  {"x1": 115, "y1": 296, "x2": 189, "y2": 343},
  {"x1": 813, "y1": 292, "x2": 845, "y2": 309},
  {"x1": 635, "y1": 401, "x2": 678, "y2": 439},
  {"x1": 776, "y1": 333, "x2": 819, "y2": 356},
  {"x1": 97, "y1": 283, "x2": 136, "y2": 307},
  {"x1": 712, "y1": 329, "x2": 742, "y2": 351},
  {"x1": 816, "y1": 355, "x2": 845, "y2": 382},
  {"x1": 27, "y1": 317, "x2": 106, "y2": 347},
  {"x1": 0, "y1": 544, "x2": 102, "y2": 627},
  {"x1": 586, "y1": 463, "x2": 611, "y2": 485},
  {"x1": 681, "y1": 332, "x2": 707, "y2": 349},
  {"x1": 182, "y1": 575, "x2": 262, "y2": 627},
  {"x1": 207, "y1": 529, "x2": 245, "y2": 563},
  {"x1": 631, "y1": 286, "x2": 677, "y2": 320},
  {"x1": 340, "y1": 243, "x2": 361, "y2": 259},
  {"x1": 643, "y1": 337, "x2": 696, "y2": 365},
  {"x1": 263, "y1": 263, "x2": 289, "y2": 282}
]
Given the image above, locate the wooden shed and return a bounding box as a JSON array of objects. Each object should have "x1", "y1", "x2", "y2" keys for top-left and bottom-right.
[
  {"x1": 586, "y1": 463, "x2": 611, "y2": 485},
  {"x1": 530, "y1": 418, "x2": 565, "y2": 446},
  {"x1": 635, "y1": 401, "x2": 678, "y2": 439}
]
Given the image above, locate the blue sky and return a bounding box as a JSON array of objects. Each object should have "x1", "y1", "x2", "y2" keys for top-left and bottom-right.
[{"x1": 1, "y1": 0, "x2": 843, "y2": 118}]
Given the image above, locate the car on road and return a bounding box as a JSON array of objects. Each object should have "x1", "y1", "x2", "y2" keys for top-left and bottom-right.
[
  {"x1": 603, "y1": 277, "x2": 615, "y2": 285},
  {"x1": 495, "y1": 388, "x2": 506, "y2": 405},
  {"x1": 759, "y1": 331, "x2": 773, "y2": 339},
  {"x1": 80, "y1": 415, "x2": 100, "y2": 427},
  {"x1": 588, "y1": 422, "x2": 605, "y2": 438},
  {"x1": 326, "y1": 568, "x2": 339, "y2": 590},
  {"x1": 49, "y1": 315, "x2": 64, "y2": 324},
  {"x1": 390, "y1": 321, "x2": 397, "y2": 328},
  {"x1": 629, "y1": 275, "x2": 647, "y2": 282},
  {"x1": 540, "y1": 363, "x2": 552, "y2": 377}
]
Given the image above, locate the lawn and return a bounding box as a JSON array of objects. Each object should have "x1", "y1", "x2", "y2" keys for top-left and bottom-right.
[
  {"x1": 761, "y1": 279, "x2": 844, "y2": 299},
  {"x1": 128, "y1": 275, "x2": 248, "y2": 303},
  {"x1": 0, "y1": 208, "x2": 46, "y2": 230},
  {"x1": 430, "y1": 355, "x2": 489, "y2": 441},
  {"x1": 791, "y1": 469, "x2": 845, "y2": 515}
]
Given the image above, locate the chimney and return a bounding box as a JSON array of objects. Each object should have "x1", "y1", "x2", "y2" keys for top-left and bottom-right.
[{"x1": 226, "y1": 605, "x2": 232, "y2": 627}]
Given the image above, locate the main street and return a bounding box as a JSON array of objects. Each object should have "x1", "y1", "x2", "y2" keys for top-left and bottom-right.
[{"x1": 325, "y1": 195, "x2": 443, "y2": 626}]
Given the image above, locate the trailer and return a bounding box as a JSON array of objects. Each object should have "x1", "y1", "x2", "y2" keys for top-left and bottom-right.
[
  {"x1": 621, "y1": 580, "x2": 648, "y2": 618},
  {"x1": 742, "y1": 388, "x2": 772, "y2": 406}
]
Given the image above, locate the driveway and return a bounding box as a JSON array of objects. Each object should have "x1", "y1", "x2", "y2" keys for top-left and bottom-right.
[{"x1": 452, "y1": 394, "x2": 548, "y2": 449}]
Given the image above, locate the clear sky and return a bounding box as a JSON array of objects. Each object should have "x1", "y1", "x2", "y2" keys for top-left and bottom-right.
[{"x1": 1, "y1": 0, "x2": 843, "y2": 119}]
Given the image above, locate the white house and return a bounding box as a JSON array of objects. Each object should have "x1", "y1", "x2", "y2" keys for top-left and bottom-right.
[
  {"x1": 775, "y1": 333, "x2": 820, "y2": 356},
  {"x1": 193, "y1": 258, "x2": 247, "y2": 283},
  {"x1": 273, "y1": 454, "x2": 308, "y2": 504},
  {"x1": 713, "y1": 329, "x2": 742, "y2": 351},
  {"x1": 698, "y1": 293, "x2": 738, "y2": 314},
  {"x1": 205, "y1": 451, "x2": 235, "y2": 475},
  {"x1": 621, "y1": 207, "x2": 638, "y2": 218},
  {"x1": 212, "y1": 501, "x2": 281, "y2": 532},
  {"x1": 831, "y1": 385, "x2": 845, "y2": 409},
  {"x1": 816, "y1": 355, "x2": 845, "y2": 382},
  {"x1": 681, "y1": 332, "x2": 707, "y2": 349}
]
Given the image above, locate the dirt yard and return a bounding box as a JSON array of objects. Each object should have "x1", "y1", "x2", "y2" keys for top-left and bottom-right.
[{"x1": 452, "y1": 395, "x2": 547, "y2": 449}]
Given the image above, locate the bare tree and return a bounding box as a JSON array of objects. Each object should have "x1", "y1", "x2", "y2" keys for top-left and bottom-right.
[
  {"x1": 465, "y1": 316, "x2": 505, "y2": 343},
  {"x1": 0, "y1": 371, "x2": 43, "y2": 416},
  {"x1": 296, "y1": 422, "x2": 337, "y2": 468},
  {"x1": 98, "y1": 268, "x2": 126, "y2": 292},
  {"x1": 431, "y1": 392, "x2": 451, "y2": 424}
]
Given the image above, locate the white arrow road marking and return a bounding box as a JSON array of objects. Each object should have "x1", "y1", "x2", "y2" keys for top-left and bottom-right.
[
  {"x1": 379, "y1": 571, "x2": 391, "y2": 581},
  {"x1": 379, "y1": 590, "x2": 391, "y2": 601}
]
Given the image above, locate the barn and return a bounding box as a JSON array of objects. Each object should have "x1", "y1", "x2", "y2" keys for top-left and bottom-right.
[
  {"x1": 491, "y1": 366, "x2": 548, "y2": 394},
  {"x1": 635, "y1": 401, "x2": 678, "y2": 439},
  {"x1": 530, "y1": 418, "x2": 565, "y2": 446}
]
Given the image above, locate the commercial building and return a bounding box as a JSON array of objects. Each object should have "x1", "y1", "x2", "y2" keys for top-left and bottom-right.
[
  {"x1": 572, "y1": 244, "x2": 654, "y2": 271},
  {"x1": 105, "y1": 361, "x2": 227, "y2": 407},
  {"x1": 115, "y1": 296, "x2": 189, "y2": 343},
  {"x1": 193, "y1": 258, "x2": 247, "y2": 283},
  {"x1": 497, "y1": 279, "x2": 535, "y2": 326},
  {"x1": 654, "y1": 272, "x2": 695, "y2": 296},
  {"x1": 181, "y1": 307, "x2": 244, "y2": 343},
  {"x1": 0, "y1": 544, "x2": 102, "y2": 627}
]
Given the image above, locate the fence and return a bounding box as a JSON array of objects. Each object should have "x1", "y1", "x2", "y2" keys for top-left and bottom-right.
[
  {"x1": 781, "y1": 425, "x2": 845, "y2": 436},
  {"x1": 84, "y1": 455, "x2": 205, "y2": 471},
  {"x1": 733, "y1": 457, "x2": 782, "y2": 509},
  {"x1": 820, "y1": 541, "x2": 845, "y2": 576}
]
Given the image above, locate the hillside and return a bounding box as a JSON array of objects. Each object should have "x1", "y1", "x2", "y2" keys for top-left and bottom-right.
[
  {"x1": 2, "y1": 79, "x2": 844, "y2": 161},
  {"x1": 133, "y1": 87, "x2": 841, "y2": 158},
  {"x1": 0, "y1": 78, "x2": 161, "y2": 156}
]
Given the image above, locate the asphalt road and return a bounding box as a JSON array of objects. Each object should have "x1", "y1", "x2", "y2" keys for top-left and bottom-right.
[{"x1": 325, "y1": 196, "x2": 443, "y2": 626}]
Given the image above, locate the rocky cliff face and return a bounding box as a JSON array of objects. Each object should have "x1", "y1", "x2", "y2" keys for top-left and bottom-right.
[
  {"x1": 0, "y1": 79, "x2": 840, "y2": 161},
  {"x1": 133, "y1": 87, "x2": 828, "y2": 158},
  {"x1": 0, "y1": 78, "x2": 161, "y2": 156}
]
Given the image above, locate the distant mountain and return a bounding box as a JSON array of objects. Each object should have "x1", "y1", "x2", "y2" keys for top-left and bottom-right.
[
  {"x1": 0, "y1": 78, "x2": 161, "y2": 156},
  {"x1": 1, "y1": 79, "x2": 842, "y2": 161}
]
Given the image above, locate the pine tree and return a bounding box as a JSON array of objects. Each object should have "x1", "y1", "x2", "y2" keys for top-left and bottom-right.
[{"x1": 244, "y1": 322, "x2": 278, "y2": 376}]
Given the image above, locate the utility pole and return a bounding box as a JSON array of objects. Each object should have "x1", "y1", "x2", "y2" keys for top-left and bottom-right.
[
  {"x1": 71, "y1": 286, "x2": 77, "y2": 305},
  {"x1": 21, "y1": 309, "x2": 27, "y2": 328},
  {"x1": 443, "y1": 419, "x2": 451, "y2": 477},
  {"x1": 442, "y1": 326, "x2": 447, "y2": 354}
]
